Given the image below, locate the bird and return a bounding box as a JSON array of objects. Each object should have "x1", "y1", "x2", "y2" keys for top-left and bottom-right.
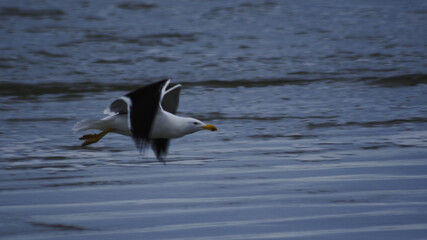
[{"x1": 73, "y1": 79, "x2": 217, "y2": 161}]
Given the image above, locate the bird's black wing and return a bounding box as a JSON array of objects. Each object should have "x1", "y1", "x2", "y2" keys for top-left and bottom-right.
[
  {"x1": 151, "y1": 83, "x2": 182, "y2": 161},
  {"x1": 125, "y1": 79, "x2": 169, "y2": 154},
  {"x1": 105, "y1": 98, "x2": 128, "y2": 115},
  {"x1": 151, "y1": 139, "x2": 169, "y2": 162},
  {"x1": 162, "y1": 83, "x2": 181, "y2": 114}
]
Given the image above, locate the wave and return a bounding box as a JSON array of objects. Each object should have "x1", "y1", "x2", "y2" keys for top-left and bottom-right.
[
  {"x1": 0, "y1": 82, "x2": 136, "y2": 98},
  {"x1": 308, "y1": 117, "x2": 427, "y2": 129},
  {"x1": 57, "y1": 32, "x2": 198, "y2": 48},
  {"x1": 0, "y1": 7, "x2": 65, "y2": 18},
  {"x1": 180, "y1": 78, "x2": 318, "y2": 88},
  {"x1": 122, "y1": 73, "x2": 427, "y2": 88},
  {"x1": 1, "y1": 74, "x2": 426, "y2": 98},
  {"x1": 0, "y1": 78, "x2": 316, "y2": 98},
  {"x1": 33, "y1": 50, "x2": 70, "y2": 58},
  {"x1": 116, "y1": 2, "x2": 157, "y2": 10},
  {"x1": 366, "y1": 74, "x2": 427, "y2": 87}
]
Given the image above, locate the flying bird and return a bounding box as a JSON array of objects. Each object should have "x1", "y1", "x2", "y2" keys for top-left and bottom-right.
[{"x1": 73, "y1": 79, "x2": 217, "y2": 161}]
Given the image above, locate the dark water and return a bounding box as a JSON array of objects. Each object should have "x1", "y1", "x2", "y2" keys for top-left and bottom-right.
[{"x1": 1, "y1": 1, "x2": 427, "y2": 239}]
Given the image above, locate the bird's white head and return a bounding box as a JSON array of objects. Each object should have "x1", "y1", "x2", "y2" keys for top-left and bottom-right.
[{"x1": 184, "y1": 118, "x2": 217, "y2": 135}]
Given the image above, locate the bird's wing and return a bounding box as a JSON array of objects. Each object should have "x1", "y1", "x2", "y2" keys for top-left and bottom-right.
[
  {"x1": 151, "y1": 139, "x2": 169, "y2": 162},
  {"x1": 125, "y1": 79, "x2": 169, "y2": 153},
  {"x1": 151, "y1": 80, "x2": 181, "y2": 161},
  {"x1": 104, "y1": 97, "x2": 129, "y2": 115},
  {"x1": 161, "y1": 83, "x2": 181, "y2": 114}
]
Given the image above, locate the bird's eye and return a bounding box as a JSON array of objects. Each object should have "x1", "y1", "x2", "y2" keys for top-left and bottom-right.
[{"x1": 193, "y1": 122, "x2": 198, "y2": 125}]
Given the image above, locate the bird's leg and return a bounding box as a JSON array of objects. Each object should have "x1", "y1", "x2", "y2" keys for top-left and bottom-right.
[{"x1": 79, "y1": 128, "x2": 113, "y2": 147}]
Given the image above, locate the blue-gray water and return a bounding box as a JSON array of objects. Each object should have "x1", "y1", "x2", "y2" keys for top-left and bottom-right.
[{"x1": 1, "y1": 1, "x2": 427, "y2": 239}]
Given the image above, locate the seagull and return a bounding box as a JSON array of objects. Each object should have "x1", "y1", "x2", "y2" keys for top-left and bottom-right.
[{"x1": 73, "y1": 79, "x2": 217, "y2": 161}]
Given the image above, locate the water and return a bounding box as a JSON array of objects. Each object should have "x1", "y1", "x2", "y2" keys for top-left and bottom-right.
[{"x1": 1, "y1": 0, "x2": 427, "y2": 239}]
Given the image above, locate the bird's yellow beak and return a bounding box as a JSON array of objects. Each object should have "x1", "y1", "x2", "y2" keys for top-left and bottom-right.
[{"x1": 203, "y1": 124, "x2": 217, "y2": 131}]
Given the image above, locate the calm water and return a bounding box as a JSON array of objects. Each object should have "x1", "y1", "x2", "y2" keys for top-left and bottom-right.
[{"x1": 1, "y1": 1, "x2": 427, "y2": 239}]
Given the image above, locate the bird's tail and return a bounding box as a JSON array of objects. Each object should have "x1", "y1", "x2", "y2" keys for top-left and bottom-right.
[{"x1": 72, "y1": 119, "x2": 104, "y2": 132}]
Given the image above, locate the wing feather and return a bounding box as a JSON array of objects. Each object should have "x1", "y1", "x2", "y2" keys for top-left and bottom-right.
[
  {"x1": 125, "y1": 79, "x2": 169, "y2": 154},
  {"x1": 110, "y1": 79, "x2": 179, "y2": 161},
  {"x1": 162, "y1": 84, "x2": 181, "y2": 114},
  {"x1": 151, "y1": 139, "x2": 169, "y2": 162},
  {"x1": 151, "y1": 82, "x2": 181, "y2": 160},
  {"x1": 104, "y1": 97, "x2": 129, "y2": 115}
]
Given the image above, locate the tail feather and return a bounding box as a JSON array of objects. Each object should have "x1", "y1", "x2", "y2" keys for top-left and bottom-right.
[{"x1": 72, "y1": 119, "x2": 103, "y2": 132}]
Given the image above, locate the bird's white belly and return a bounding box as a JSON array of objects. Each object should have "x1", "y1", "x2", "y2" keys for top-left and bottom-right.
[
  {"x1": 105, "y1": 110, "x2": 192, "y2": 139},
  {"x1": 108, "y1": 114, "x2": 132, "y2": 136},
  {"x1": 150, "y1": 110, "x2": 184, "y2": 139}
]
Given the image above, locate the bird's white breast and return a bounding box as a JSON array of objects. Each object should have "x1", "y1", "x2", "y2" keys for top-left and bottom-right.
[{"x1": 150, "y1": 109, "x2": 188, "y2": 139}]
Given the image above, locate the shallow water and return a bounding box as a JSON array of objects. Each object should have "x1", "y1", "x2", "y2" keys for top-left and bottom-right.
[{"x1": 1, "y1": 1, "x2": 427, "y2": 239}]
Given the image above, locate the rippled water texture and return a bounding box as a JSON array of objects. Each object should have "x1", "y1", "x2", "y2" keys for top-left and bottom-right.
[{"x1": 1, "y1": 1, "x2": 427, "y2": 239}]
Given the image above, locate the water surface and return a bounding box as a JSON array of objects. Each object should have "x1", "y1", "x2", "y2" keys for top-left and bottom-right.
[{"x1": 1, "y1": 1, "x2": 427, "y2": 239}]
